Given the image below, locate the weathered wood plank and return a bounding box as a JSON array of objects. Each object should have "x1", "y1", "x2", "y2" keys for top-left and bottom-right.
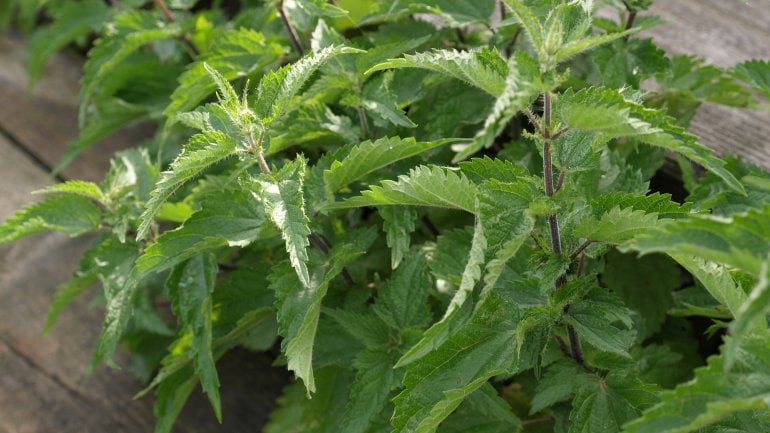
[{"x1": 0, "y1": 34, "x2": 151, "y2": 182}]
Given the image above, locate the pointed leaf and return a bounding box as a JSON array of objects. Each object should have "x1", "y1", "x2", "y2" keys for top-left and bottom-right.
[
  {"x1": 326, "y1": 165, "x2": 478, "y2": 212},
  {"x1": 366, "y1": 48, "x2": 508, "y2": 96},
  {"x1": 0, "y1": 194, "x2": 102, "y2": 244},
  {"x1": 165, "y1": 253, "x2": 221, "y2": 419},
  {"x1": 137, "y1": 130, "x2": 237, "y2": 240}
]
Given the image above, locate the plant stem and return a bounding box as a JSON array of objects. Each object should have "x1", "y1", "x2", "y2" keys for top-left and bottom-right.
[
  {"x1": 249, "y1": 129, "x2": 272, "y2": 175},
  {"x1": 153, "y1": 0, "x2": 199, "y2": 56},
  {"x1": 541, "y1": 90, "x2": 587, "y2": 368},
  {"x1": 278, "y1": 0, "x2": 305, "y2": 56},
  {"x1": 522, "y1": 415, "x2": 555, "y2": 427},
  {"x1": 568, "y1": 324, "x2": 586, "y2": 365},
  {"x1": 357, "y1": 106, "x2": 370, "y2": 138},
  {"x1": 541, "y1": 92, "x2": 563, "y2": 258},
  {"x1": 570, "y1": 240, "x2": 592, "y2": 260},
  {"x1": 621, "y1": 1, "x2": 637, "y2": 33},
  {"x1": 153, "y1": 0, "x2": 175, "y2": 22}
]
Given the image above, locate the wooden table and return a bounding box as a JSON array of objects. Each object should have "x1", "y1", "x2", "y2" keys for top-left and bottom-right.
[{"x1": 1, "y1": 1, "x2": 768, "y2": 431}]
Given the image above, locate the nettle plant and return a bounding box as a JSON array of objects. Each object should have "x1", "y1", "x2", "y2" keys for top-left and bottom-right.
[{"x1": 3, "y1": 0, "x2": 770, "y2": 431}]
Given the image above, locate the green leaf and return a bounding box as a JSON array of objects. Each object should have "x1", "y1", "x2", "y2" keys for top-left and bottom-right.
[
  {"x1": 35, "y1": 180, "x2": 104, "y2": 202},
  {"x1": 733, "y1": 59, "x2": 770, "y2": 99},
  {"x1": 251, "y1": 157, "x2": 312, "y2": 287},
  {"x1": 555, "y1": 87, "x2": 744, "y2": 194},
  {"x1": 136, "y1": 130, "x2": 237, "y2": 240},
  {"x1": 264, "y1": 366, "x2": 354, "y2": 433},
  {"x1": 326, "y1": 165, "x2": 478, "y2": 212},
  {"x1": 622, "y1": 205, "x2": 770, "y2": 277},
  {"x1": 256, "y1": 45, "x2": 363, "y2": 124},
  {"x1": 91, "y1": 237, "x2": 142, "y2": 368},
  {"x1": 588, "y1": 193, "x2": 692, "y2": 219},
  {"x1": 602, "y1": 251, "x2": 680, "y2": 339},
  {"x1": 366, "y1": 48, "x2": 508, "y2": 96},
  {"x1": 272, "y1": 230, "x2": 373, "y2": 395},
  {"x1": 575, "y1": 207, "x2": 660, "y2": 244},
  {"x1": 324, "y1": 136, "x2": 455, "y2": 194},
  {"x1": 565, "y1": 290, "x2": 636, "y2": 357},
  {"x1": 134, "y1": 188, "x2": 265, "y2": 279},
  {"x1": 27, "y1": 0, "x2": 111, "y2": 84},
  {"x1": 668, "y1": 255, "x2": 747, "y2": 318},
  {"x1": 623, "y1": 334, "x2": 770, "y2": 433},
  {"x1": 459, "y1": 52, "x2": 542, "y2": 162},
  {"x1": 0, "y1": 194, "x2": 102, "y2": 244},
  {"x1": 391, "y1": 283, "x2": 531, "y2": 433},
  {"x1": 164, "y1": 29, "x2": 285, "y2": 118},
  {"x1": 296, "y1": 0, "x2": 349, "y2": 17},
  {"x1": 569, "y1": 372, "x2": 658, "y2": 433},
  {"x1": 81, "y1": 10, "x2": 181, "y2": 120},
  {"x1": 341, "y1": 348, "x2": 402, "y2": 433},
  {"x1": 372, "y1": 251, "x2": 433, "y2": 330},
  {"x1": 727, "y1": 259, "x2": 770, "y2": 366},
  {"x1": 531, "y1": 361, "x2": 595, "y2": 414},
  {"x1": 379, "y1": 205, "x2": 418, "y2": 269},
  {"x1": 438, "y1": 383, "x2": 522, "y2": 433},
  {"x1": 165, "y1": 253, "x2": 221, "y2": 420},
  {"x1": 153, "y1": 366, "x2": 198, "y2": 433}
]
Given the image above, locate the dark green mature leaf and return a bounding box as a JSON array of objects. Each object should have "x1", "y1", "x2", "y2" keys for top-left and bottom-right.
[
  {"x1": 569, "y1": 372, "x2": 657, "y2": 433},
  {"x1": 153, "y1": 366, "x2": 198, "y2": 433},
  {"x1": 366, "y1": 48, "x2": 508, "y2": 96},
  {"x1": 372, "y1": 251, "x2": 433, "y2": 330},
  {"x1": 669, "y1": 255, "x2": 747, "y2": 318},
  {"x1": 622, "y1": 205, "x2": 770, "y2": 277},
  {"x1": 264, "y1": 366, "x2": 354, "y2": 433},
  {"x1": 602, "y1": 251, "x2": 680, "y2": 339},
  {"x1": 272, "y1": 229, "x2": 374, "y2": 394},
  {"x1": 341, "y1": 347, "x2": 402, "y2": 433},
  {"x1": 252, "y1": 157, "x2": 312, "y2": 287},
  {"x1": 589, "y1": 193, "x2": 692, "y2": 219},
  {"x1": 623, "y1": 334, "x2": 770, "y2": 433},
  {"x1": 27, "y1": 0, "x2": 111, "y2": 84},
  {"x1": 137, "y1": 131, "x2": 237, "y2": 240},
  {"x1": 165, "y1": 29, "x2": 285, "y2": 117},
  {"x1": 324, "y1": 136, "x2": 456, "y2": 194},
  {"x1": 326, "y1": 165, "x2": 478, "y2": 212},
  {"x1": 438, "y1": 383, "x2": 521, "y2": 433},
  {"x1": 0, "y1": 194, "x2": 102, "y2": 244},
  {"x1": 565, "y1": 290, "x2": 636, "y2": 357},
  {"x1": 165, "y1": 253, "x2": 221, "y2": 419},
  {"x1": 81, "y1": 10, "x2": 181, "y2": 120},
  {"x1": 555, "y1": 87, "x2": 744, "y2": 194},
  {"x1": 256, "y1": 45, "x2": 363, "y2": 124},
  {"x1": 134, "y1": 188, "x2": 265, "y2": 279},
  {"x1": 391, "y1": 281, "x2": 532, "y2": 433}
]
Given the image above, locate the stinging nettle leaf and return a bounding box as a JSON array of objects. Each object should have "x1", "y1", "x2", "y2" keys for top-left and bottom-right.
[
  {"x1": 256, "y1": 44, "x2": 363, "y2": 125},
  {"x1": 137, "y1": 130, "x2": 237, "y2": 241},
  {"x1": 324, "y1": 136, "x2": 457, "y2": 194},
  {"x1": 0, "y1": 194, "x2": 102, "y2": 244},
  {"x1": 379, "y1": 205, "x2": 419, "y2": 269},
  {"x1": 325, "y1": 165, "x2": 478, "y2": 212},
  {"x1": 251, "y1": 157, "x2": 312, "y2": 287},
  {"x1": 164, "y1": 29, "x2": 285, "y2": 119},
  {"x1": 165, "y1": 253, "x2": 221, "y2": 420},
  {"x1": 365, "y1": 48, "x2": 508, "y2": 96}
]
